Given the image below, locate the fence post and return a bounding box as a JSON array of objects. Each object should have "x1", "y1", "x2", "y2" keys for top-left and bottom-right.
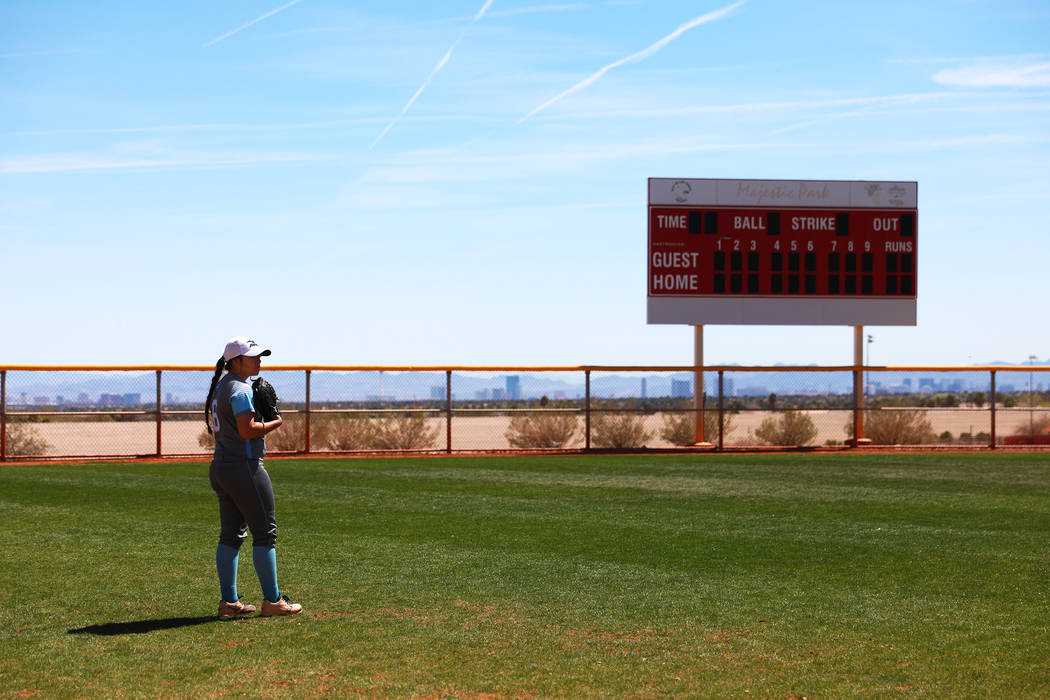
[
  {"x1": 446, "y1": 370, "x2": 452, "y2": 453},
  {"x1": 304, "y1": 370, "x2": 312, "y2": 454},
  {"x1": 585, "y1": 370, "x2": 591, "y2": 450},
  {"x1": 989, "y1": 370, "x2": 997, "y2": 450},
  {"x1": 718, "y1": 370, "x2": 725, "y2": 451},
  {"x1": 1, "y1": 370, "x2": 6, "y2": 461},
  {"x1": 155, "y1": 370, "x2": 162, "y2": 457}
]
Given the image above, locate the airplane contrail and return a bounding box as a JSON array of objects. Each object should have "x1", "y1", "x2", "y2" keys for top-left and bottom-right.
[
  {"x1": 203, "y1": 0, "x2": 306, "y2": 48},
  {"x1": 369, "y1": 0, "x2": 494, "y2": 150},
  {"x1": 474, "y1": 0, "x2": 496, "y2": 20},
  {"x1": 518, "y1": 0, "x2": 746, "y2": 123},
  {"x1": 369, "y1": 40, "x2": 461, "y2": 150}
]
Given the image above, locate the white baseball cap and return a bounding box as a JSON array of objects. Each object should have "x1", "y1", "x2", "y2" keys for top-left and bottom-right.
[{"x1": 223, "y1": 336, "x2": 272, "y2": 362}]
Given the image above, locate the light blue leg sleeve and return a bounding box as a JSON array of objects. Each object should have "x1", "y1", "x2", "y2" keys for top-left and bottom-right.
[
  {"x1": 216, "y1": 543, "x2": 240, "y2": 602},
  {"x1": 253, "y1": 545, "x2": 279, "y2": 603}
]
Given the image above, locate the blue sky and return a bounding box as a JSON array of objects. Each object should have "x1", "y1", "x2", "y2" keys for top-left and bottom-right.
[{"x1": 2, "y1": 0, "x2": 1048, "y2": 367}]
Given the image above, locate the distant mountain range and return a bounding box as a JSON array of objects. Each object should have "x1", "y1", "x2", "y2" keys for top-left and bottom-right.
[{"x1": 4, "y1": 360, "x2": 1045, "y2": 406}]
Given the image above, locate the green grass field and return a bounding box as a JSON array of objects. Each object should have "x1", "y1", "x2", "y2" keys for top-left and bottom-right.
[{"x1": 2, "y1": 453, "x2": 1049, "y2": 698}]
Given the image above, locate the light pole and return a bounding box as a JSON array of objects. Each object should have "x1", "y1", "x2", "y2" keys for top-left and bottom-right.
[{"x1": 1030, "y1": 355, "x2": 1038, "y2": 436}]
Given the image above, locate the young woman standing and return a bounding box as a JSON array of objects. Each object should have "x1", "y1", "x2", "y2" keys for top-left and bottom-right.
[{"x1": 204, "y1": 336, "x2": 303, "y2": 618}]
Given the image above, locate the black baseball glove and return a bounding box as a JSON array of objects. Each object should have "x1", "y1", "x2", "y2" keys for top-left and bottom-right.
[{"x1": 252, "y1": 377, "x2": 281, "y2": 421}]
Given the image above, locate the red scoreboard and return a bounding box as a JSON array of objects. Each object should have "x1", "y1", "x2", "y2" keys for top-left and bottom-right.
[{"x1": 647, "y1": 178, "x2": 917, "y2": 326}]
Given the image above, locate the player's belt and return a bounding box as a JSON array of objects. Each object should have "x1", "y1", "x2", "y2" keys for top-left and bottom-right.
[{"x1": 215, "y1": 453, "x2": 261, "y2": 463}]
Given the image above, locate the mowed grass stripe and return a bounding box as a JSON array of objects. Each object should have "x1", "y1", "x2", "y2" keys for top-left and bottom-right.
[{"x1": 1, "y1": 453, "x2": 1049, "y2": 697}]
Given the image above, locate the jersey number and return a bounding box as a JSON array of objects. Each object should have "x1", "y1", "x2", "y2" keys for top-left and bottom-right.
[{"x1": 210, "y1": 398, "x2": 221, "y2": 434}]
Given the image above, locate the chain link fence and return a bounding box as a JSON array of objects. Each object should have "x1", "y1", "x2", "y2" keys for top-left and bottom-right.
[{"x1": 2, "y1": 366, "x2": 1048, "y2": 460}]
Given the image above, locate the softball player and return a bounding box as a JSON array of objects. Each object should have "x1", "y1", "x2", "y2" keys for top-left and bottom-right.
[{"x1": 204, "y1": 336, "x2": 303, "y2": 618}]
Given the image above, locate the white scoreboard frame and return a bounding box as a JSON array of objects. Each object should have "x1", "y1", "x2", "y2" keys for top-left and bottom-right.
[{"x1": 647, "y1": 178, "x2": 918, "y2": 326}]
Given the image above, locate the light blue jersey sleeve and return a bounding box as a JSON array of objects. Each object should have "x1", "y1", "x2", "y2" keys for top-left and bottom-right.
[{"x1": 230, "y1": 386, "x2": 255, "y2": 417}]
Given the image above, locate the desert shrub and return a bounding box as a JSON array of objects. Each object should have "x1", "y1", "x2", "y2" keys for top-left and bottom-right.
[
  {"x1": 505, "y1": 412, "x2": 578, "y2": 448},
  {"x1": 321, "y1": 414, "x2": 379, "y2": 450},
  {"x1": 5, "y1": 422, "x2": 51, "y2": 456},
  {"x1": 660, "y1": 410, "x2": 735, "y2": 446},
  {"x1": 264, "y1": 414, "x2": 307, "y2": 452},
  {"x1": 938, "y1": 430, "x2": 954, "y2": 442},
  {"x1": 590, "y1": 412, "x2": 653, "y2": 449},
  {"x1": 1013, "y1": 413, "x2": 1050, "y2": 437},
  {"x1": 867, "y1": 410, "x2": 935, "y2": 445},
  {"x1": 845, "y1": 410, "x2": 935, "y2": 445},
  {"x1": 755, "y1": 411, "x2": 817, "y2": 447},
  {"x1": 198, "y1": 412, "x2": 434, "y2": 452},
  {"x1": 371, "y1": 412, "x2": 438, "y2": 450}
]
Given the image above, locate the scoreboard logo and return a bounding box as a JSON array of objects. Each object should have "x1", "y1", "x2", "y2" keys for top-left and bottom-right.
[{"x1": 671, "y1": 180, "x2": 692, "y2": 203}]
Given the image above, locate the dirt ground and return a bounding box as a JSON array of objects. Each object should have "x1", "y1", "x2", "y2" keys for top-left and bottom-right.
[{"x1": 7, "y1": 408, "x2": 1047, "y2": 457}]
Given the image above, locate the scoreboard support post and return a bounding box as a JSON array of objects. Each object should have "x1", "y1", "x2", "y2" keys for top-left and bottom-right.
[
  {"x1": 693, "y1": 325, "x2": 711, "y2": 446},
  {"x1": 851, "y1": 325, "x2": 870, "y2": 446}
]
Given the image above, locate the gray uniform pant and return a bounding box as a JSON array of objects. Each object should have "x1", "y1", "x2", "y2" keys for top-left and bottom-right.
[{"x1": 209, "y1": 455, "x2": 277, "y2": 549}]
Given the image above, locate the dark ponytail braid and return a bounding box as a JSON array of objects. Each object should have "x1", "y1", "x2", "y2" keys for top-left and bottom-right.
[{"x1": 204, "y1": 356, "x2": 227, "y2": 434}]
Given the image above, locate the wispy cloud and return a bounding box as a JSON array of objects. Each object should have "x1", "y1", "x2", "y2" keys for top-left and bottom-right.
[
  {"x1": 203, "y1": 0, "x2": 306, "y2": 48},
  {"x1": 366, "y1": 139, "x2": 787, "y2": 177},
  {"x1": 544, "y1": 92, "x2": 965, "y2": 121},
  {"x1": 517, "y1": 0, "x2": 746, "y2": 123},
  {"x1": 6, "y1": 115, "x2": 511, "y2": 138},
  {"x1": 1, "y1": 149, "x2": 330, "y2": 175},
  {"x1": 766, "y1": 93, "x2": 945, "y2": 135},
  {"x1": 765, "y1": 91, "x2": 1050, "y2": 135},
  {"x1": 487, "y1": 3, "x2": 591, "y2": 18},
  {"x1": 887, "y1": 52, "x2": 1050, "y2": 65},
  {"x1": 271, "y1": 2, "x2": 593, "y2": 36},
  {"x1": 933, "y1": 61, "x2": 1050, "y2": 88},
  {"x1": 369, "y1": 0, "x2": 495, "y2": 150},
  {"x1": 18, "y1": 91, "x2": 1042, "y2": 142},
  {"x1": 353, "y1": 128, "x2": 1047, "y2": 185},
  {"x1": 0, "y1": 49, "x2": 94, "y2": 59}
]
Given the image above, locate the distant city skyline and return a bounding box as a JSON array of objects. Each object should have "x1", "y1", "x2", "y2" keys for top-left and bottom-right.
[{"x1": 6, "y1": 366, "x2": 1046, "y2": 407}]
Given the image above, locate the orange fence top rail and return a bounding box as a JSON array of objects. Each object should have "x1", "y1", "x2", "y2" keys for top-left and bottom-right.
[{"x1": 0, "y1": 364, "x2": 1046, "y2": 373}]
